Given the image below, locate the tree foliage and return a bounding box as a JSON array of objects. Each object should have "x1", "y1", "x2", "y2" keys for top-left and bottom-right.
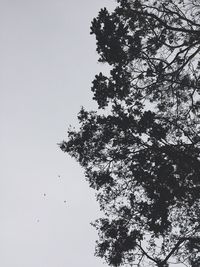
[{"x1": 60, "y1": 0, "x2": 200, "y2": 266}]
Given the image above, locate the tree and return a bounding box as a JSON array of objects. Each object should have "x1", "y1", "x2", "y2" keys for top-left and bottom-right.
[{"x1": 60, "y1": 0, "x2": 200, "y2": 266}]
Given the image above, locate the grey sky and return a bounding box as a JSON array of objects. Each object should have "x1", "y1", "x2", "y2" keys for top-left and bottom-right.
[
  {"x1": 0, "y1": 1, "x2": 187, "y2": 267},
  {"x1": 0, "y1": 1, "x2": 115, "y2": 267}
]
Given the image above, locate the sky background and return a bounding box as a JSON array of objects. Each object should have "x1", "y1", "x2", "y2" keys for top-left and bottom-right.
[
  {"x1": 0, "y1": 1, "x2": 115, "y2": 267},
  {"x1": 0, "y1": 1, "x2": 186, "y2": 267}
]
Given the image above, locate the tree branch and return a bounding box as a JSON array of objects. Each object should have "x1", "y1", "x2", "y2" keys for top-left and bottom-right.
[
  {"x1": 134, "y1": 10, "x2": 200, "y2": 34},
  {"x1": 162, "y1": 5, "x2": 200, "y2": 27},
  {"x1": 162, "y1": 238, "x2": 186, "y2": 263},
  {"x1": 137, "y1": 243, "x2": 158, "y2": 264},
  {"x1": 162, "y1": 236, "x2": 200, "y2": 264}
]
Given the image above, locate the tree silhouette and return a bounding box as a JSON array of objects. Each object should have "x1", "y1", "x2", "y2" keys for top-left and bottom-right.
[{"x1": 60, "y1": 0, "x2": 200, "y2": 266}]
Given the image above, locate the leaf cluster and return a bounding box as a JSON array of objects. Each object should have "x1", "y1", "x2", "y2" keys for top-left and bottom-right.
[{"x1": 61, "y1": 0, "x2": 200, "y2": 266}]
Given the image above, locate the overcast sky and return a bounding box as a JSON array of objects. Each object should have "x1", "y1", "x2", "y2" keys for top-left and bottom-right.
[
  {"x1": 0, "y1": 1, "x2": 187, "y2": 266},
  {"x1": 0, "y1": 1, "x2": 115, "y2": 267}
]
